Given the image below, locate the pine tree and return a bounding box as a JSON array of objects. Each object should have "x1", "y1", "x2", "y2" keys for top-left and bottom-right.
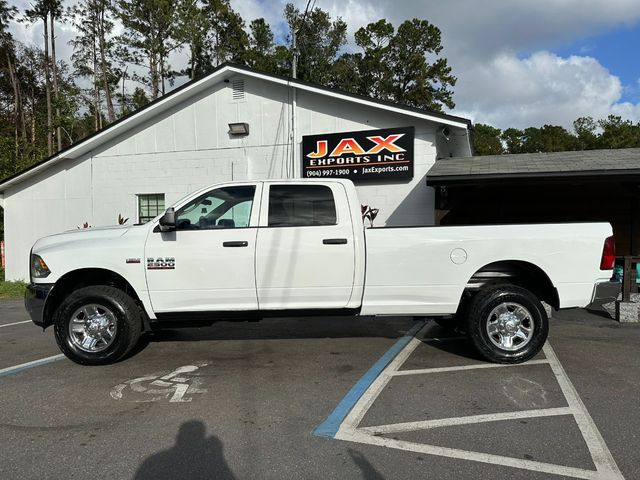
[
  {"x1": 49, "y1": 0, "x2": 63, "y2": 150},
  {"x1": 69, "y1": 0, "x2": 119, "y2": 129},
  {"x1": 25, "y1": 1, "x2": 54, "y2": 155},
  {"x1": 284, "y1": 3, "x2": 347, "y2": 84},
  {"x1": 116, "y1": 0, "x2": 179, "y2": 99}
]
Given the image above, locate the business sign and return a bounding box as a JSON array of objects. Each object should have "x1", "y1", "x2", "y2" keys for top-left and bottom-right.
[{"x1": 302, "y1": 126, "x2": 414, "y2": 181}]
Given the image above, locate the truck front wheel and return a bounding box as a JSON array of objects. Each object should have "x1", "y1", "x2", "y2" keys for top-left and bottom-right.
[
  {"x1": 465, "y1": 285, "x2": 548, "y2": 364},
  {"x1": 53, "y1": 286, "x2": 142, "y2": 365}
]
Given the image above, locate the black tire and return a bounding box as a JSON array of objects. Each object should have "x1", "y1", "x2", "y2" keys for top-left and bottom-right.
[
  {"x1": 465, "y1": 284, "x2": 548, "y2": 364},
  {"x1": 54, "y1": 286, "x2": 142, "y2": 365}
]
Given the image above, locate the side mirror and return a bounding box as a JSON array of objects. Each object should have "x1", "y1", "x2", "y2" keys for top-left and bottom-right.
[{"x1": 158, "y1": 208, "x2": 176, "y2": 232}]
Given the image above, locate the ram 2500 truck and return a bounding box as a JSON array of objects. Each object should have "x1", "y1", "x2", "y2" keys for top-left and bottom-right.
[{"x1": 25, "y1": 179, "x2": 615, "y2": 365}]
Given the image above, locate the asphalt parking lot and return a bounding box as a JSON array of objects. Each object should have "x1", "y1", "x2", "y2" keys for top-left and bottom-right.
[{"x1": 1, "y1": 299, "x2": 640, "y2": 480}]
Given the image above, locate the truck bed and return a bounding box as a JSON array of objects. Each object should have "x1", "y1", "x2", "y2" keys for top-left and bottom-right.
[{"x1": 360, "y1": 223, "x2": 612, "y2": 316}]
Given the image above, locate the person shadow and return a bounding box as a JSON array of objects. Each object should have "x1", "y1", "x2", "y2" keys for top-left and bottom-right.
[
  {"x1": 134, "y1": 421, "x2": 235, "y2": 480},
  {"x1": 348, "y1": 448, "x2": 386, "y2": 479}
]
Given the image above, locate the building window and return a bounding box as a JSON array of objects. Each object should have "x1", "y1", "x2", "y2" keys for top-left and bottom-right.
[{"x1": 138, "y1": 194, "x2": 165, "y2": 224}]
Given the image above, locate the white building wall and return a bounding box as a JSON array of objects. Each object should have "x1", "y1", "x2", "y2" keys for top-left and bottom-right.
[
  {"x1": 295, "y1": 90, "x2": 438, "y2": 226},
  {"x1": 3, "y1": 73, "x2": 468, "y2": 280},
  {"x1": 4, "y1": 157, "x2": 93, "y2": 280}
]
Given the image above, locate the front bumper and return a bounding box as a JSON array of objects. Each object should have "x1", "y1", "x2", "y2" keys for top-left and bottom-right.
[{"x1": 25, "y1": 283, "x2": 54, "y2": 328}]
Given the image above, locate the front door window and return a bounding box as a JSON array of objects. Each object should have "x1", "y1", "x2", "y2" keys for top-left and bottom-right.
[{"x1": 175, "y1": 186, "x2": 255, "y2": 230}]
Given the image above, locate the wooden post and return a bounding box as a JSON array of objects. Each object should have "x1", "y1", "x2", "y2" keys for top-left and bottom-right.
[{"x1": 621, "y1": 256, "x2": 640, "y2": 303}]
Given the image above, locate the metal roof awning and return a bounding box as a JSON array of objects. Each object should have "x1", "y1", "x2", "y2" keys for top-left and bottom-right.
[{"x1": 427, "y1": 148, "x2": 640, "y2": 186}]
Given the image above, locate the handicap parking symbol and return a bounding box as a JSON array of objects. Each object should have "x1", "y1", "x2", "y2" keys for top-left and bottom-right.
[{"x1": 110, "y1": 363, "x2": 208, "y2": 403}]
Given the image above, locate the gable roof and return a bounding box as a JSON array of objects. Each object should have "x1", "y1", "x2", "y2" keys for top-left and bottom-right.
[
  {"x1": 0, "y1": 62, "x2": 471, "y2": 192},
  {"x1": 427, "y1": 148, "x2": 640, "y2": 186}
]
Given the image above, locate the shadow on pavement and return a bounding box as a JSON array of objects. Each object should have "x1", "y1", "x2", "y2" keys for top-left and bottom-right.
[
  {"x1": 146, "y1": 316, "x2": 416, "y2": 343},
  {"x1": 348, "y1": 449, "x2": 386, "y2": 480},
  {"x1": 134, "y1": 421, "x2": 235, "y2": 480},
  {"x1": 420, "y1": 334, "x2": 484, "y2": 362}
]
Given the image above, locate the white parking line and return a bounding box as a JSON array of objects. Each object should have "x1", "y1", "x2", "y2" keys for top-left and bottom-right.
[
  {"x1": 328, "y1": 332, "x2": 624, "y2": 480},
  {"x1": 544, "y1": 343, "x2": 624, "y2": 479},
  {"x1": 360, "y1": 407, "x2": 573, "y2": 435},
  {"x1": 0, "y1": 320, "x2": 31, "y2": 328},
  {"x1": 0, "y1": 354, "x2": 65, "y2": 378},
  {"x1": 339, "y1": 324, "x2": 429, "y2": 431},
  {"x1": 338, "y1": 430, "x2": 605, "y2": 480},
  {"x1": 392, "y1": 358, "x2": 550, "y2": 376}
]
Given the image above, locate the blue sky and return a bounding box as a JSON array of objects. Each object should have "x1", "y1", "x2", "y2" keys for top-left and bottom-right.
[
  {"x1": 10, "y1": 0, "x2": 640, "y2": 130},
  {"x1": 232, "y1": 0, "x2": 640, "y2": 129},
  {"x1": 553, "y1": 25, "x2": 640, "y2": 104}
]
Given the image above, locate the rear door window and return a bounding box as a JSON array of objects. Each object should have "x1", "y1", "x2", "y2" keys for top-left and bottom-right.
[{"x1": 268, "y1": 185, "x2": 337, "y2": 227}]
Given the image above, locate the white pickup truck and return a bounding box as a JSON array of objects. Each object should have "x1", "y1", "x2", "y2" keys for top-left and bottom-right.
[{"x1": 26, "y1": 179, "x2": 615, "y2": 365}]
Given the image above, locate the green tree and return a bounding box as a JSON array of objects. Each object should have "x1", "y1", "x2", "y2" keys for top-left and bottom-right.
[
  {"x1": 387, "y1": 19, "x2": 456, "y2": 110},
  {"x1": 116, "y1": 0, "x2": 179, "y2": 99},
  {"x1": 349, "y1": 19, "x2": 393, "y2": 99},
  {"x1": 598, "y1": 115, "x2": 640, "y2": 149},
  {"x1": 203, "y1": 0, "x2": 247, "y2": 69},
  {"x1": 573, "y1": 116, "x2": 598, "y2": 150},
  {"x1": 538, "y1": 125, "x2": 577, "y2": 152},
  {"x1": 284, "y1": 3, "x2": 347, "y2": 84},
  {"x1": 25, "y1": 1, "x2": 54, "y2": 155},
  {"x1": 69, "y1": 0, "x2": 121, "y2": 130},
  {"x1": 0, "y1": 1, "x2": 25, "y2": 156},
  {"x1": 333, "y1": 18, "x2": 456, "y2": 111},
  {"x1": 0, "y1": 0, "x2": 16, "y2": 34},
  {"x1": 330, "y1": 53, "x2": 362, "y2": 95},
  {"x1": 472, "y1": 123, "x2": 503, "y2": 155},
  {"x1": 501, "y1": 128, "x2": 524, "y2": 154},
  {"x1": 23, "y1": 0, "x2": 65, "y2": 152},
  {"x1": 174, "y1": 0, "x2": 208, "y2": 80},
  {"x1": 244, "y1": 18, "x2": 277, "y2": 72},
  {"x1": 130, "y1": 86, "x2": 150, "y2": 111},
  {"x1": 520, "y1": 127, "x2": 545, "y2": 153},
  {"x1": 4, "y1": 44, "x2": 51, "y2": 168},
  {"x1": 48, "y1": 0, "x2": 64, "y2": 150}
]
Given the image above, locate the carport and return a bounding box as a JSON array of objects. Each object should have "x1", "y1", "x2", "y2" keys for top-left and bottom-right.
[{"x1": 426, "y1": 148, "x2": 640, "y2": 256}]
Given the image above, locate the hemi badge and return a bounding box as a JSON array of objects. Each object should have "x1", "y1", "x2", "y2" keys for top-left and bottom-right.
[{"x1": 126, "y1": 258, "x2": 141, "y2": 264}]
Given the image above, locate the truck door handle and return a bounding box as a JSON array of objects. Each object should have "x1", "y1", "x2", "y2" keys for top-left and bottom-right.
[
  {"x1": 323, "y1": 238, "x2": 348, "y2": 245},
  {"x1": 223, "y1": 241, "x2": 248, "y2": 247}
]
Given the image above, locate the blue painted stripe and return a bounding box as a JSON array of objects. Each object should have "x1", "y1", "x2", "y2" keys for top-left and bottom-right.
[
  {"x1": 313, "y1": 322, "x2": 424, "y2": 438},
  {"x1": 0, "y1": 354, "x2": 65, "y2": 378}
]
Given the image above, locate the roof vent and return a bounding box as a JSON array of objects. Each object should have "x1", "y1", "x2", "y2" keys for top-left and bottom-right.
[{"x1": 232, "y1": 79, "x2": 245, "y2": 101}]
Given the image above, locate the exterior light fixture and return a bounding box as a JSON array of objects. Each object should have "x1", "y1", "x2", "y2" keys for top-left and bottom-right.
[
  {"x1": 437, "y1": 125, "x2": 450, "y2": 141},
  {"x1": 228, "y1": 122, "x2": 249, "y2": 136}
]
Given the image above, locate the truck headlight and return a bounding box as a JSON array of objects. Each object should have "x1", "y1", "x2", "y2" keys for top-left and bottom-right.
[{"x1": 31, "y1": 254, "x2": 51, "y2": 278}]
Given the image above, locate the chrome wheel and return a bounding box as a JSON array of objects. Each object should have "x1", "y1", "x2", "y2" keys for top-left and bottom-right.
[
  {"x1": 68, "y1": 304, "x2": 117, "y2": 353},
  {"x1": 486, "y1": 302, "x2": 534, "y2": 351}
]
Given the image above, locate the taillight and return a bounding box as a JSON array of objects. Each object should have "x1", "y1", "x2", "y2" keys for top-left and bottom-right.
[{"x1": 600, "y1": 235, "x2": 615, "y2": 270}]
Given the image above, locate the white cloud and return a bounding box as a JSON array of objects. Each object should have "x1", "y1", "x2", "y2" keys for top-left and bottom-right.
[
  {"x1": 8, "y1": 0, "x2": 640, "y2": 130},
  {"x1": 320, "y1": 0, "x2": 640, "y2": 129},
  {"x1": 453, "y1": 51, "x2": 631, "y2": 129}
]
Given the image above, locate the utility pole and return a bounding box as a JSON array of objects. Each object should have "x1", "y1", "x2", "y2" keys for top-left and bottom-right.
[
  {"x1": 290, "y1": 1, "x2": 312, "y2": 178},
  {"x1": 292, "y1": 29, "x2": 298, "y2": 79},
  {"x1": 121, "y1": 66, "x2": 128, "y2": 116},
  {"x1": 290, "y1": 28, "x2": 299, "y2": 178}
]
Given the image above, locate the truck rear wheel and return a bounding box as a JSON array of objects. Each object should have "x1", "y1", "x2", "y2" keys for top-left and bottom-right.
[
  {"x1": 53, "y1": 286, "x2": 142, "y2": 365},
  {"x1": 465, "y1": 284, "x2": 548, "y2": 364}
]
